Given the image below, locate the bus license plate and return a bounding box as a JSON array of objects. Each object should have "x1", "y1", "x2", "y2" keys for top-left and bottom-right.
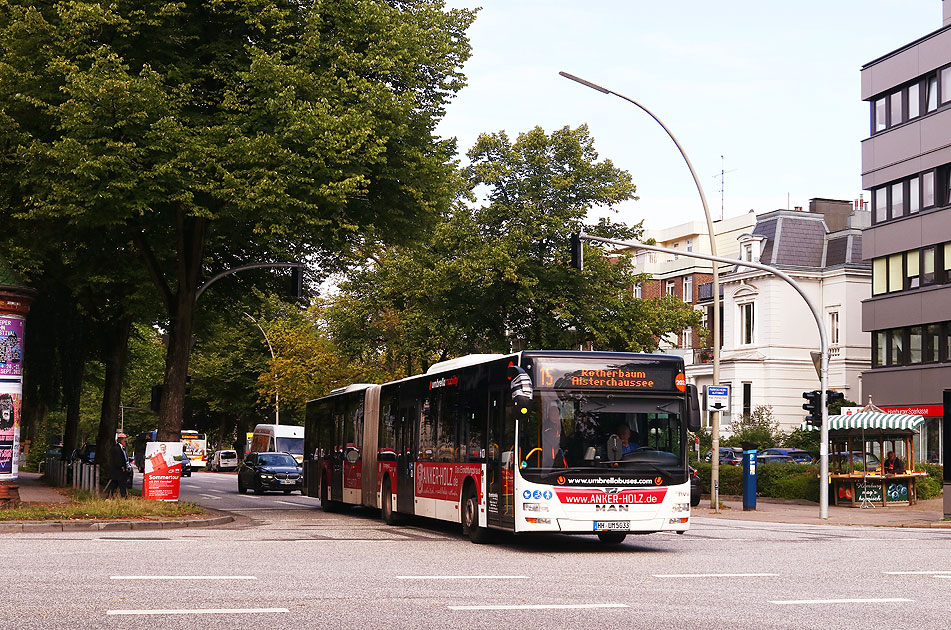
[{"x1": 594, "y1": 521, "x2": 630, "y2": 532}]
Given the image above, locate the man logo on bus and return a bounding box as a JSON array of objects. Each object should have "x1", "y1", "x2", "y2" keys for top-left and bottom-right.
[{"x1": 543, "y1": 490, "x2": 553, "y2": 500}]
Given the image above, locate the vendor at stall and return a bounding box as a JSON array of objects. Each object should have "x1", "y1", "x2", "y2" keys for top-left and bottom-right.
[{"x1": 884, "y1": 451, "x2": 906, "y2": 475}]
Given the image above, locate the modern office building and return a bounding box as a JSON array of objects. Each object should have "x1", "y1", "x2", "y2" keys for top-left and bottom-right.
[{"x1": 860, "y1": 2, "x2": 951, "y2": 463}]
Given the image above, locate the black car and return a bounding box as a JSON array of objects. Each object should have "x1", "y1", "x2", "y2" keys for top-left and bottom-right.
[
  {"x1": 237, "y1": 452, "x2": 302, "y2": 494},
  {"x1": 689, "y1": 466, "x2": 702, "y2": 507},
  {"x1": 703, "y1": 447, "x2": 743, "y2": 465}
]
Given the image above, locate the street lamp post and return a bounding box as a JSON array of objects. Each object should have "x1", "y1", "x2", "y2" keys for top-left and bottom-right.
[
  {"x1": 559, "y1": 71, "x2": 723, "y2": 511},
  {"x1": 245, "y1": 313, "x2": 279, "y2": 425}
]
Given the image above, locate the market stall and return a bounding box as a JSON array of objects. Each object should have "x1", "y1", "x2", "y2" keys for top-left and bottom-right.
[{"x1": 800, "y1": 411, "x2": 927, "y2": 507}]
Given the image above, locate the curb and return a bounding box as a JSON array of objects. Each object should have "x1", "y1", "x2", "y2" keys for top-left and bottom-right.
[{"x1": 0, "y1": 514, "x2": 233, "y2": 534}]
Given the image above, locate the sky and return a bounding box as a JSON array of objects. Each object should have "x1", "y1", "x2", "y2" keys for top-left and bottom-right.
[{"x1": 437, "y1": 0, "x2": 941, "y2": 230}]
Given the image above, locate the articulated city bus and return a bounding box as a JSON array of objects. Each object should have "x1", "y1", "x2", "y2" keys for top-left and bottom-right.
[{"x1": 302, "y1": 351, "x2": 700, "y2": 544}]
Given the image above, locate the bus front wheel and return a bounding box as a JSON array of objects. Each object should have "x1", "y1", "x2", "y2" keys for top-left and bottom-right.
[
  {"x1": 597, "y1": 531, "x2": 627, "y2": 545},
  {"x1": 462, "y1": 485, "x2": 490, "y2": 544}
]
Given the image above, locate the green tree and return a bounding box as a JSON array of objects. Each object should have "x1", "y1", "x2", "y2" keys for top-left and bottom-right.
[
  {"x1": 0, "y1": 1, "x2": 475, "y2": 440},
  {"x1": 329, "y1": 125, "x2": 701, "y2": 365},
  {"x1": 724, "y1": 405, "x2": 783, "y2": 449}
]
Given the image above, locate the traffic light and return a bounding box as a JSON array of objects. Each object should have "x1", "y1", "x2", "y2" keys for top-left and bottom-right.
[
  {"x1": 569, "y1": 232, "x2": 583, "y2": 270},
  {"x1": 290, "y1": 265, "x2": 304, "y2": 299},
  {"x1": 802, "y1": 390, "x2": 821, "y2": 428},
  {"x1": 826, "y1": 390, "x2": 845, "y2": 409}
]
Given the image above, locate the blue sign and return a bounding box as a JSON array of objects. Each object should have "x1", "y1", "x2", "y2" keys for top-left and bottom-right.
[{"x1": 707, "y1": 386, "x2": 729, "y2": 396}]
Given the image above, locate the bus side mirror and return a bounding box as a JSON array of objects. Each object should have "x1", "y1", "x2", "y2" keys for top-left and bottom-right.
[
  {"x1": 686, "y1": 384, "x2": 701, "y2": 432},
  {"x1": 507, "y1": 364, "x2": 534, "y2": 411}
]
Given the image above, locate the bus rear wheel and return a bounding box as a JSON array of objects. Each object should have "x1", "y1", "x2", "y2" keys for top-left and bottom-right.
[
  {"x1": 462, "y1": 485, "x2": 490, "y2": 544},
  {"x1": 381, "y1": 477, "x2": 400, "y2": 525},
  {"x1": 597, "y1": 532, "x2": 627, "y2": 545}
]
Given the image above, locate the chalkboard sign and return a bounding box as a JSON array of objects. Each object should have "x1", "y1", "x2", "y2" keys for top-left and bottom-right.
[
  {"x1": 856, "y1": 482, "x2": 883, "y2": 503},
  {"x1": 886, "y1": 481, "x2": 909, "y2": 502}
]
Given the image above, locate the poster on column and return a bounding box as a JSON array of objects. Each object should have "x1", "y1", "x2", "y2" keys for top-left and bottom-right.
[
  {"x1": 0, "y1": 381, "x2": 22, "y2": 480},
  {"x1": 0, "y1": 316, "x2": 23, "y2": 379},
  {"x1": 141, "y1": 441, "x2": 183, "y2": 501}
]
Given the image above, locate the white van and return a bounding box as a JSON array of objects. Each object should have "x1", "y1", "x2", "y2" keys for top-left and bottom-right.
[
  {"x1": 209, "y1": 449, "x2": 238, "y2": 472},
  {"x1": 250, "y1": 424, "x2": 304, "y2": 463}
]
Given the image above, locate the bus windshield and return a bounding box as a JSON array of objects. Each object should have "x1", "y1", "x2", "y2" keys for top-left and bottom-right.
[{"x1": 517, "y1": 391, "x2": 685, "y2": 481}]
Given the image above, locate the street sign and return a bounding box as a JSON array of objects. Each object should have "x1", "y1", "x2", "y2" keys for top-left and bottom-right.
[{"x1": 704, "y1": 385, "x2": 731, "y2": 413}]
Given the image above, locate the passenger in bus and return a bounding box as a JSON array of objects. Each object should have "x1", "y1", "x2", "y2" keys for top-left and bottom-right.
[
  {"x1": 542, "y1": 404, "x2": 566, "y2": 468},
  {"x1": 616, "y1": 425, "x2": 639, "y2": 455}
]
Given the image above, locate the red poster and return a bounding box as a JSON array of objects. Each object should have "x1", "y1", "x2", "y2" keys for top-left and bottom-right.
[{"x1": 142, "y1": 442, "x2": 182, "y2": 501}]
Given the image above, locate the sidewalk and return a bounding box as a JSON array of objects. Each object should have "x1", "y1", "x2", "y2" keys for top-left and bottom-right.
[
  {"x1": 694, "y1": 495, "x2": 951, "y2": 528},
  {"x1": 0, "y1": 471, "x2": 234, "y2": 533}
]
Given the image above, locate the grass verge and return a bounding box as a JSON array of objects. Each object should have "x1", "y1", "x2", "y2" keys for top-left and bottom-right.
[{"x1": 1, "y1": 489, "x2": 205, "y2": 521}]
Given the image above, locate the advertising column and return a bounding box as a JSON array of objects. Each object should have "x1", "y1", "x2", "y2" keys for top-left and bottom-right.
[{"x1": 0, "y1": 315, "x2": 27, "y2": 482}]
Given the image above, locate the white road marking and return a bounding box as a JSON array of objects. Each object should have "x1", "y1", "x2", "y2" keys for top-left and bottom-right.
[
  {"x1": 884, "y1": 571, "x2": 951, "y2": 575},
  {"x1": 398, "y1": 576, "x2": 528, "y2": 580},
  {"x1": 449, "y1": 603, "x2": 628, "y2": 611},
  {"x1": 110, "y1": 576, "x2": 257, "y2": 580},
  {"x1": 107, "y1": 608, "x2": 287, "y2": 616},
  {"x1": 653, "y1": 573, "x2": 779, "y2": 578},
  {"x1": 933, "y1": 575, "x2": 951, "y2": 579},
  {"x1": 276, "y1": 500, "x2": 303, "y2": 506},
  {"x1": 199, "y1": 494, "x2": 220, "y2": 500},
  {"x1": 769, "y1": 597, "x2": 915, "y2": 605}
]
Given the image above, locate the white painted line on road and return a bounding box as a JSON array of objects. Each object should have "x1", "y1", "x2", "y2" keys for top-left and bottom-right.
[
  {"x1": 107, "y1": 608, "x2": 287, "y2": 616},
  {"x1": 199, "y1": 494, "x2": 220, "y2": 500},
  {"x1": 654, "y1": 573, "x2": 779, "y2": 578},
  {"x1": 885, "y1": 571, "x2": 951, "y2": 575},
  {"x1": 398, "y1": 576, "x2": 528, "y2": 580},
  {"x1": 449, "y1": 603, "x2": 628, "y2": 611},
  {"x1": 769, "y1": 597, "x2": 915, "y2": 605},
  {"x1": 110, "y1": 576, "x2": 257, "y2": 580},
  {"x1": 932, "y1": 575, "x2": 951, "y2": 579},
  {"x1": 276, "y1": 500, "x2": 304, "y2": 506}
]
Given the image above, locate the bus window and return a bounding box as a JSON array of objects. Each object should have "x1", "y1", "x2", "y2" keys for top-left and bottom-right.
[{"x1": 418, "y1": 397, "x2": 434, "y2": 460}]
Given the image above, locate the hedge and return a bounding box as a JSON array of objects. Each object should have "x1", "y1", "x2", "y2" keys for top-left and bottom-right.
[{"x1": 694, "y1": 461, "x2": 943, "y2": 503}]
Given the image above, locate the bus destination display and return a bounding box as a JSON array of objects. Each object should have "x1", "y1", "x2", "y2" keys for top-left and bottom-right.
[{"x1": 532, "y1": 361, "x2": 680, "y2": 392}]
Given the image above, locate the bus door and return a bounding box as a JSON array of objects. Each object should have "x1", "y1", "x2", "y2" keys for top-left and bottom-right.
[
  {"x1": 395, "y1": 404, "x2": 416, "y2": 515},
  {"x1": 486, "y1": 389, "x2": 514, "y2": 528}
]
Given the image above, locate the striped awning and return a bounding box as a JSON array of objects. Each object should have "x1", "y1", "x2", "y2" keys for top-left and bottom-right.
[{"x1": 799, "y1": 412, "x2": 926, "y2": 432}]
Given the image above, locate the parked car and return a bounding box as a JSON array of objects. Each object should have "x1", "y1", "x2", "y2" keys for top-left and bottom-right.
[
  {"x1": 756, "y1": 454, "x2": 796, "y2": 464},
  {"x1": 758, "y1": 448, "x2": 813, "y2": 463},
  {"x1": 689, "y1": 466, "x2": 702, "y2": 507},
  {"x1": 237, "y1": 452, "x2": 302, "y2": 494},
  {"x1": 71, "y1": 443, "x2": 96, "y2": 464},
  {"x1": 208, "y1": 449, "x2": 238, "y2": 472},
  {"x1": 703, "y1": 447, "x2": 743, "y2": 465},
  {"x1": 830, "y1": 451, "x2": 882, "y2": 469}
]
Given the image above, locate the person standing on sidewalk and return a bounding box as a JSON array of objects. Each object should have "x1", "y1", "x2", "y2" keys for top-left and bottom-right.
[{"x1": 107, "y1": 434, "x2": 130, "y2": 498}]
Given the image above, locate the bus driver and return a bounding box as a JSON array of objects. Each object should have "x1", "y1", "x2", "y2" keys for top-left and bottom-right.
[{"x1": 542, "y1": 404, "x2": 566, "y2": 468}]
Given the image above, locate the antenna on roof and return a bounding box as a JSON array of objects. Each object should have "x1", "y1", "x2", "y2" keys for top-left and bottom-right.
[{"x1": 711, "y1": 155, "x2": 737, "y2": 221}]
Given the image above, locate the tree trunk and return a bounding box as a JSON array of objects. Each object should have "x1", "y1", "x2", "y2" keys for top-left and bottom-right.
[
  {"x1": 95, "y1": 317, "x2": 132, "y2": 470},
  {"x1": 154, "y1": 211, "x2": 207, "y2": 442},
  {"x1": 59, "y1": 302, "x2": 86, "y2": 459}
]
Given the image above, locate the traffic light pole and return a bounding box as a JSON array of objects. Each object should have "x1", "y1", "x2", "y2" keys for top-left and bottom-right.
[{"x1": 575, "y1": 233, "x2": 831, "y2": 518}]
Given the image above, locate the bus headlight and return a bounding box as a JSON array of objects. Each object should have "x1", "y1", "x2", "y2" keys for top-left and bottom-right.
[
  {"x1": 523, "y1": 503, "x2": 549, "y2": 512},
  {"x1": 671, "y1": 502, "x2": 690, "y2": 513}
]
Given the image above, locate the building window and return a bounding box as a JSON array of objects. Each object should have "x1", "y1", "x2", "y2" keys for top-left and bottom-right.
[
  {"x1": 923, "y1": 247, "x2": 936, "y2": 286},
  {"x1": 686, "y1": 239, "x2": 693, "y2": 252},
  {"x1": 666, "y1": 280, "x2": 675, "y2": 296},
  {"x1": 873, "y1": 187, "x2": 886, "y2": 223},
  {"x1": 684, "y1": 326, "x2": 692, "y2": 348},
  {"x1": 909, "y1": 326, "x2": 923, "y2": 364},
  {"x1": 906, "y1": 249, "x2": 919, "y2": 289},
  {"x1": 632, "y1": 283, "x2": 642, "y2": 298},
  {"x1": 908, "y1": 81, "x2": 920, "y2": 119},
  {"x1": 888, "y1": 253, "x2": 903, "y2": 292},
  {"x1": 890, "y1": 182, "x2": 904, "y2": 219},
  {"x1": 890, "y1": 90, "x2": 903, "y2": 125},
  {"x1": 874, "y1": 97, "x2": 887, "y2": 132},
  {"x1": 742, "y1": 383, "x2": 752, "y2": 418},
  {"x1": 909, "y1": 176, "x2": 920, "y2": 214},
  {"x1": 889, "y1": 328, "x2": 904, "y2": 366},
  {"x1": 874, "y1": 331, "x2": 886, "y2": 367},
  {"x1": 872, "y1": 258, "x2": 887, "y2": 295},
  {"x1": 829, "y1": 312, "x2": 840, "y2": 345},
  {"x1": 683, "y1": 277, "x2": 693, "y2": 303},
  {"x1": 743, "y1": 244, "x2": 753, "y2": 262},
  {"x1": 942, "y1": 65, "x2": 951, "y2": 105},
  {"x1": 739, "y1": 302, "x2": 755, "y2": 345},
  {"x1": 927, "y1": 74, "x2": 938, "y2": 112},
  {"x1": 923, "y1": 171, "x2": 935, "y2": 208},
  {"x1": 926, "y1": 324, "x2": 941, "y2": 363}
]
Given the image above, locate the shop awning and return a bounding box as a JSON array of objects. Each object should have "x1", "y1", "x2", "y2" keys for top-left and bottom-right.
[{"x1": 798, "y1": 412, "x2": 926, "y2": 432}]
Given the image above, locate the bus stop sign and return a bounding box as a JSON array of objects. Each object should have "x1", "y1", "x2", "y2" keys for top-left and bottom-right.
[{"x1": 704, "y1": 385, "x2": 731, "y2": 413}]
